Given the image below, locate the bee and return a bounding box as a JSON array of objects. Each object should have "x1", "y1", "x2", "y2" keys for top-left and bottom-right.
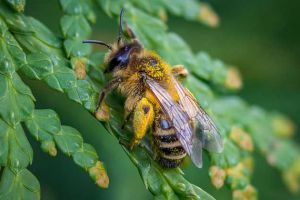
[{"x1": 83, "y1": 9, "x2": 223, "y2": 168}]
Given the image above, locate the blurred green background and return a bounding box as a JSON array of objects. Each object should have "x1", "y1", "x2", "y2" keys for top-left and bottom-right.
[{"x1": 22, "y1": 0, "x2": 300, "y2": 199}]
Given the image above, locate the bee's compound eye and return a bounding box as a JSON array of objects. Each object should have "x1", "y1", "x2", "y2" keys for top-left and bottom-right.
[
  {"x1": 110, "y1": 57, "x2": 122, "y2": 67},
  {"x1": 160, "y1": 119, "x2": 171, "y2": 130}
]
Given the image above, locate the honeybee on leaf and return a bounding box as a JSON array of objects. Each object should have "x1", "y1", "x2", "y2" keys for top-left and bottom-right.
[{"x1": 83, "y1": 9, "x2": 223, "y2": 168}]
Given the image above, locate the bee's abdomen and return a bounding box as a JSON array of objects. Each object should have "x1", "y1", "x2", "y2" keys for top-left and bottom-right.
[{"x1": 153, "y1": 118, "x2": 186, "y2": 168}]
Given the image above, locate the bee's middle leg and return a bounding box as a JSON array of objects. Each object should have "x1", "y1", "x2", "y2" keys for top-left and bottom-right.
[{"x1": 130, "y1": 98, "x2": 154, "y2": 149}]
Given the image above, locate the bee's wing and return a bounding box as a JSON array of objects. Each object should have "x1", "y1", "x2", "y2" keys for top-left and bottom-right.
[
  {"x1": 145, "y1": 77, "x2": 203, "y2": 168},
  {"x1": 172, "y1": 77, "x2": 223, "y2": 153}
]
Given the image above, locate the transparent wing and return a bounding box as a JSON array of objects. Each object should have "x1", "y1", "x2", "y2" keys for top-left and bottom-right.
[
  {"x1": 145, "y1": 77, "x2": 203, "y2": 168},
  {"x1": 172, "y1": 76, "x2": 223, "y2": 153}
]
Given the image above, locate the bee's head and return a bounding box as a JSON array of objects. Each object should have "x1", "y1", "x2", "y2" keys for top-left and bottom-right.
[
  {"x1": 103, "y1": 40, "x2": 142, "y2": 73},
  {"x1": 83, "y1": 8, "x2": 142, "y2": 73}
]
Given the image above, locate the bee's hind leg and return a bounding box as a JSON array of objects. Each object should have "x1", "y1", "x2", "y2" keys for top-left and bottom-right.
[
  {"x1": 171, "y1": 65, "x2": 189, "y2": 80},
  {"x1": 130, "y1": 98, "x2": 154, "y2": 150}
]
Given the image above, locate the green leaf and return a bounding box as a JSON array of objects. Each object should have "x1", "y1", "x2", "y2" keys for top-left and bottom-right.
[
  {"x1": 160, "y1": 0, "x2": 200, "y2": 20},
  {"x1": 25, "y1": 17, "x2": 62, "y2": 49},
  {"x1": 126, "y1": 148, "x2": 178, "y2": 199},
  {"x1": 0, "y1": 119, "x2": 33, "y2": 169},
  {"x1": 0, "y1": 119, "x2": 9, "y2": 165},
  {"x1": 0, "y1": 6, "x2": 62, "y2": 55},
  {"x1": 211, "y1": 139, "x2": 240, "y2": 168},
  {"x1": 130, "y1": 0, "x2": 163, "y2": 16},
  {"x1": 21, "y1": 52, "x2": 55, "y2": 80},
  {"x1": 25, "y1": 109, "x2": 61, "y2": 141},
  {"x1": 184, "y1": 76, "x2": 214, "y2": 108},
  {"x1": 193, "y1": 52, "x2": 213, "y2": 80},
  {"x1": 64, "y1": 38, "x2": 91, "y2": 57},
  {"x1": 60, "y1": 0, "x2": 94, "y2": 15},
  {"x1": 66, "y1": 79, "x2": 98, "y2": 111},
  {"x1": 73, "y1": 143, "x2": 98, "y2": 169},
  {"x1": 54, "y1": 126, "x2": 83, "y2": 155},
  {"x1": 9, "y1": 124, "x2": 33, "y2": 169},
  {"x1": 44, "y1": 63, "x2": 77, "y2": 92},
  {"x1": 0, "y1": 167, "x2": 40, "y2": 200},
  {"x1": 25, "y1": 108, "x2": 103, "y2": 181},
  {"x1": 125, "y1": 6, "x2": 167, "y2": 48},
  {"x1": 22, "y1": 52, "x2": 78, "y2": 93},
  {"x1": 0, "y1": 4, "x2": 32, "y2": 33},
  {"x1": 60, "y1": 14, "x2": 91, "y2": 39},
  {"x1": 0, "y1": 73, "x2": 34, "y2": 126},
  {"x1": 125, "y1": 148, "x2": 215, "y2": 200},
  {"x1": 4, "y1": 0, "x2": 25, "y2": 13},
  {"x1": 163, "y1": 170, "x2": 215, "y2": 200},
  {"x1": 157, "y1": 33, "x2": 196, "y2": 68},
  {"x1": 97, "y1": 0, "x2": 125, "y2": 16},
  {"x1": 0, "y1": 7, "x2": 60, "y2": 49},
  {"x1": 0, "y1": 18, "x2": 26, "y2": 74}
]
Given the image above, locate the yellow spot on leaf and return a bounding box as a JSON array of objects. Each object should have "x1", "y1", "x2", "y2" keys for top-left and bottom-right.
[{"x1": 72, "y1": 57, "x2": 87, "y2": 79}]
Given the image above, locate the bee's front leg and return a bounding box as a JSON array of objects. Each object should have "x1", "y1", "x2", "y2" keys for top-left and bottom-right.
[
  {"x1": 171, "y1": 65, "x2": 189, "y2": 79},
  {"x1": 95, "y1": 78, "x2": 122, "y2": 121},
  {"x1": 95, "y1": 78, "x2": 122, "y2": 112},
  {"x1": 130, "y1": 98, "x2": 154, "y2": 150}
]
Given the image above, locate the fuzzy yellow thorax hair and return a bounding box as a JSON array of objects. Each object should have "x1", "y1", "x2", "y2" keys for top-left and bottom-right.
[{"x1": 135, "y1": 50, "x2": 171, "y2": 81}]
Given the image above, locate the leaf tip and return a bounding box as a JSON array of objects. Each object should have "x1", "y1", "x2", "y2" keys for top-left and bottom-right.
[
  {"x1": 158, "y1": 9, "x2": 168, "y2": 22},
  {"x1": 89, "y1": 161, "x2": 110, "y2": 188},
  {"x1": 283, "y1": 157, "x2": 300, "y2": 193},
  {"x1": 199, "y1": 3, "x2": 219, "y2": 28},
  {"x1": 272, "y1": 115, "x2": 296, "y2": 138},
  {"x1": 41, "y1": 140, "x2": 57, "y2": 157},
  {"x1": 224, "y1": 67, "x2": 243, "y2": 90},
  {"x1": 209, "y1": 166, "x2": 226, "y2": 189}
]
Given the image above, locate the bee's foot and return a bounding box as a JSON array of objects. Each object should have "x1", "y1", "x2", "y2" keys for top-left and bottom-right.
[
  {"x1": 119, "y1": 138, "x2": 130, "y2": 149},
  {"x1": 121, "y1": 123, "x2": 126, "y2": 130},
  {"x1": 129, "y1": 139, "x2": 140, "y2": 150},
  {"x1": 95, "y1": 103, "x2": 110, "y2": 121}
]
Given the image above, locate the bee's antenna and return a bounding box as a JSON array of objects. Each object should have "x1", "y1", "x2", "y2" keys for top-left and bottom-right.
[
  {"x1": 117, "y1": 8, "x2": 125, "y2": 45},
  {"x1": 82, "y1": 40, "x2": 112, "y2": 50}
]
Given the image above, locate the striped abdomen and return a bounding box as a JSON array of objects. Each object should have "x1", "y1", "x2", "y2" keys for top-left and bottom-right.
[{"x1": 153, "y1": 115, "x2": 187, "y2": 168}]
